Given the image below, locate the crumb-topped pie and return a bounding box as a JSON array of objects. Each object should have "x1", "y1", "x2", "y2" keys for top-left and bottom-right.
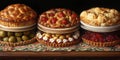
[
  {"x1": 80, "y1": 7, "x2": 120, "y2": 26},
  {"x1": 80, "y1": 7, "x2": 120, "y2": 47}
]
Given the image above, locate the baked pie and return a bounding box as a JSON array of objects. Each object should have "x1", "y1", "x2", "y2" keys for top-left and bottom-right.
[
  {"x1": 80, "y1": 7, "x2": 120, "y2": 47},
  {"x1": 37, "y1": 8, "x2": 80, "y2": 47},
  {"x1": 82, "y1": 31, "x2": 120, "y2": 47},
  {"x1": 36, "y1": 31, "x2": 80, "y2": 47},
  {"x1": 39, "y1": 8, "x2": 79, "y2": 28},
  {"x1": 0, "y1": 4, "x2": 37, "y2": 46},
  {"x1": 0, "y1": 4, "x2": 37, "y2": 27},
  {"x1": 80, "y1": 7, "x2": 120, "y2": 26}
]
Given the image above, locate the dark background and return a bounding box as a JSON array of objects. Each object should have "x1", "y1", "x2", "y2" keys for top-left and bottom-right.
[
  {"x1": 0, "y1": 0, "x2": 120, "y2": 60},
  {"x1": 0, "y1": 0, "x2": 119, "y2": 15}
]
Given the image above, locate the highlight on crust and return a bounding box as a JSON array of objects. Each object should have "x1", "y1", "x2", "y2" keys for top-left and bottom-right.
[
  {"x1": 0, "y1": 4, "x2": 37, "y2": 46},
  {"x1": 80, "y1": 7, "x2": 120, "y2": 26},
  {"x1": 0, "y1": 4, "x2": 37, "y2": 27}
]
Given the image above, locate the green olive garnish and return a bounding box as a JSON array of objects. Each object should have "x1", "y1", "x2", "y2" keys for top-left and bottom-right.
[
  {"x1": 15, "y1": 32, "x2": 22, "y2": 37},
  {"x1": 7, "y1": 32, "x2": 14, "y2": 36},
  {"x1": 0, "y1": 31, "x2": 7, "y2": 37},
  {"x1": 22, "y1": 35, "x2": 29, "y2": 41},
  {"x1": 3, "y1": 37, "x2": 9, "y2": 42},
  {"x1": 8, "y1": 36, "x2": 16, "y2": 43},
  {"x1": 16, "y1": 37, "x2": 22, "y2": 42},
  {"x1": 29, "y1": 34, "x2": 35, "y2": 38}
]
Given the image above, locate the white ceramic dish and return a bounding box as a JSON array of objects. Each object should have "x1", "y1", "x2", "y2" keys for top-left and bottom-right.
[
  {"x1": 38, "y1": 24, "x2": 79, "y2": 34},
  {"x1": 38, "y1": 24, "x2": 79, "y2": 31},
  {"x1": 80, "y1": 21, "x2": 120, "y2": 32},
  {"x1": 0, "y1": 23, "x2": 36, "y2": 29},
  {"x1": 38, "y1": 24, "x2": 80, "y2": 34},
  {"x1": 0, "y1": 25, "x2": 36, "y2": 32},
  {"x1": 37, "y1": 26, "x2": 79, "y2": 34}
]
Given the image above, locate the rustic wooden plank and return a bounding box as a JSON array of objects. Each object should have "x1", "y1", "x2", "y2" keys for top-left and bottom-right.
[{"x1": 0, "y1": 51, "x2": 119, "y2": 57}]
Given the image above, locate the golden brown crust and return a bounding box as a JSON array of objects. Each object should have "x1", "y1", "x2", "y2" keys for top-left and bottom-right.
[
  {"x1": 80, "y1": 7, "x2": 120, "y2": 26},
  {"x1": 38, "y1": 8, "x2": 79, "y2": 28},
  {"x1": 82, "y1": 38, "x2": 120, "y2": 47},
  {"x1": 0, "y1": 19, "x2": 36, "y2": 27},
  {"x1": 0, "y1": 37, "x2": 36, "y2": 47},
  {"x1": 36, "y1": 37, "x2": 80, "y2": 47},
  {"x1": 0, "y1": 4, "x2": 37, "y2": 27}
]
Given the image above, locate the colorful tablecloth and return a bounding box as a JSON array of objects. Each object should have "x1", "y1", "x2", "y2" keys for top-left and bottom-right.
[{"x1": 0, "y1": 42, "x2": 120, "y2": 51}]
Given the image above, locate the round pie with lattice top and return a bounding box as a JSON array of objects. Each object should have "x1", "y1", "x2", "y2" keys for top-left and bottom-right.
[
  {"x1": 38, "y1": 8, "x2": 79, "y2": 28},
  {"x1": 0, "y1": 4, "x2": 37, "y2": 46},
  {"x1": 0, "y1": 4, "x2": 37, "y2": 27},
  {"x1": 37, "y1": 8, "x2": 80, "y2": 47}
]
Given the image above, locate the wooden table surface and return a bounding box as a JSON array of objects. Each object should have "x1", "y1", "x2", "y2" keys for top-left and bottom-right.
[{"x1": 0, "y1": 51, "x2": 120, "y2": 57}]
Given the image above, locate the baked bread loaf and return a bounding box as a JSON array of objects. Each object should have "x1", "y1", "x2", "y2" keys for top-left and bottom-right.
[{"x1": 80, "y1": 7, "x2": 120, "y2": 26}]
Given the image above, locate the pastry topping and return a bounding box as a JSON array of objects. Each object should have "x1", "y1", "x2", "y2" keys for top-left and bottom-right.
[
  {"x1": 59, "y1": 35, "x2": 65, "y2": 39},
  {"x1": 66, "y1": 34, "x2": 71, "y2": 38},
  {"x1": 43, "y1": 36, "x2": 48, "y2": 41},
  {"x1": 80, "y1": 7, "x2": 120, "y2": 26},
  {"x1": 48, "y1": 13, "x2": 55, "y2": 17},
  {"x1": 0, "y1": 4, "x2": 37, "y2": 22},
  {"x1": 63, "y1": 39, "x2": 68, "y2": 43},
  {"x1": 68, "y1": 37, "x2": 74, "y2": 41},
  {"x1": 57, "y1": 11, "x2": 65, "y2": 18},
  {"x1": 49, "y1": 38, "x2": 55, "y2": 43},
  {"x1": 45, "y1": 33, "x2": 51, "y2": 38},
  {"x1": 73, "y1": 35, "x2": 78, "y2": 39},
  {"x1": 56, "y1": 39, "x2": 62, "y2": 43},
  {"x1": 74, "y1": 31, "x2": 80, "y2": 37},
  {"x1": 38, "y1": 34, "x2": 43, "y2": 39},
  {"x1": 53, "y1": 37, "x2": 58, "y2": 40},
  {"x1": 37, "y1": 32, "x2": 40, "y2": 36},
  {"x1": 37, "y1": 31, "x2": 80, "y2": 43},
  {"x1": 39, "y1": 8, "x2": 79, "y2": 28}
]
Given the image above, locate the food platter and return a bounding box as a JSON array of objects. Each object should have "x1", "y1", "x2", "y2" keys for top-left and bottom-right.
[
  {"x1": 0, "y1": 0, "x2": 120, "y2": 59},
  {"x1": 81, "y1": 21, "x2": 120, "y2": 32}
]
